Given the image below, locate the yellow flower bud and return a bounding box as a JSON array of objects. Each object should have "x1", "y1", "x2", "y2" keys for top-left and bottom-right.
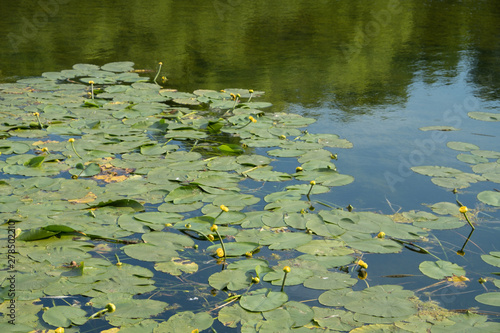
[
  {"x1": 249, "y1": 89, "x2": 254, "y2": 93},
  {"x1": 377, "y1": 231, "x2": 386, "y2": 239},
  {"x1": 216, "y1": 248, "x2": 225, "y2": 258},
  {"x1": 478, "y1": 277, "x2": 487, "y2": 284},
  {"x1": 42, "y1": 147, "x2": 49, "y2": 152},
  {"x1": 279, "y1": 135, "x2": 286, "y2": 140},
  {"x1": 191, "y1": 329, "x2": 199, "y2": 333},
  {"x1": 116, "y1": 262, "x2": 122, "y2": 266},
  {"x1": 159, "y1": 62, "x2": 163, "y2": 65},
  {"x1": 245, "y1": 251, "x2": 253, "y2": 257},
  {"x1": 210, "y1": 224, "x2": 218, "y2": 232},
  {"x1": 55, "y1": 328, "x2": 65, "y2": 333},
  {"x1": 105, "y1": 303, "x2": 116, "y2": 313},
  {"x1": 252, "y1": 276, "x2": 260, "y2": 283},
  {"x1": 33, "y1": 112, "x2": 40, "y2": 116},
  {"x1": 88, "y1": 80, "x2": 95, "y2": 84},
  {"x1": 459, "y1": 206, "x2": 468, "y2": 214},
  {"x1": 248, "y1": 116, "x2": 257, "y2": 123},
  {"x1": 220, "y1": 89, "x2": 226, "y2": 93},
  {"x1": 207, "y1": 234, "x2": 215, "y2": 241},
  {"x1": 283, "y1": 266, "x2": 291, "y2": 273},
  {"x1": 68, "y1": 138, "x2": 75, "y2": 143},
  {"x1": 358, "y1": 270, "x2": 368, "y2": 280},
  {"x1": 310, "y1": 180, "x2": 316, "y2": 186},
  {"x1": 220, "y1": 204, "x2": 229, "y2": 212},
  {"x1": 356, "y1": 259, "x2": 368, "y2": 269},
  {"x1": 185, "y1": 223, "x2": 191, "y2": 228}
]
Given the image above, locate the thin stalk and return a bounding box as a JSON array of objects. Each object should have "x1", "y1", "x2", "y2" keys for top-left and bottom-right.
[
  {"x1": 34, "y1": 112, "x2": 43, "y2": 129},
  {"x1": 154, "y1": 62, "x2": 162, "y2": 85}
]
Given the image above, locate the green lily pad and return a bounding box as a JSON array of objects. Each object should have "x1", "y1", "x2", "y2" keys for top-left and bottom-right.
[
  {"x1": 344, "y1": 285, "x2": 417, "y2": 319},
  {"x1": 481, "y1": 252, "x2": 500, "y2": 267},
  {"x1": 207, "y1": 242, "x2": 259, "y2": 257},
  {"x1": 240, "y1": 288, "x2": 288, "y2": 312},
  {"x1": 477, "y1": 191, "x2": 500, "y2": 207},
  {"x1": 419, "y1": 260, "x2": 465, "y2": 280},
  {"x1": 122, "y1": 243, "x2": 178, "y2": 262},
  {"x1": 411, "y1": 166, "x2": 463, "y2": 177},
  {"x1": 468, "y1": 111, "x2": 500, "y2": 122},
  {"x1": 42, "y1": 306, "x2": 88, "y2": 327},
  {"x1": 303, "y1": 271, "x2": 357, "y2": 290},
  {"x1": 419, "y1": 126, "x2": 460, "y2": 131},
  {"x1": 447, "y1": 141, "x2": 480, "y2": 151},
  {"x1": 475, "y1": 292, "x2": 500, "y2": 307},
  {"x1": 430, "y1": 312, "x2": 500, "y2": 332},
  {"x1": 217, "y1": 303, "x2": 263, "y2": 328},
  {"x1": 209, "y1": 269, "x2": 251, "y2": 290}
]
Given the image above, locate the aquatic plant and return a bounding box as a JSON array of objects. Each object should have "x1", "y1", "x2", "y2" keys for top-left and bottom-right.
[{"x1": 0, "y1": 62, "x2": 499, "y2": 332}]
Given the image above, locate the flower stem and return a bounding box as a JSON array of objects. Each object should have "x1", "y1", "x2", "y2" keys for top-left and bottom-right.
[
  {"x1": 281, "y1": 271, "x2": 288, "y2": 292},
  {"x1": 213, "y1": 228, "x2": 226, "y2": 261},
  {"x1": 70, "y1": 141, "x2": 82, "y2": 159},
  {"x1": 154, "y1": 62, "x2": 162, "y2": 85},
  {"x1": 462, "y1": 212, "x2": 475, "y2": 230},
  {"x1": 34, "y1": 112, "x2": 43, "y2": 129}
]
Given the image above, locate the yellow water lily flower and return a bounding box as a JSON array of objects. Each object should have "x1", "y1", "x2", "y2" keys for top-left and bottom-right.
[
  {"x1": 216, "y1": 248, "x2": 225, "y2": 258},
  {"x1": 210, "y1": 224, "x2": 218, "y2": 232},
  {"x1": 283, "y1": 266, "x2": 291, "y2": 273},
  {"x1": 356, "y1": 259, "x2": 368, "y2": 269},
  {"x1": 68, "y1": 138, "x2": 75, "y2": 143},
  {"x1": 248, "y1": 116, "x2": 257, "y2": 123},
  {"x1": 220, "y1": 204, "x2": 229, "y2": 212},
  {"x1": 106, "y1": 303, "x2": 116, "y2": 313},
  {"x1": 377, "y1": 231, "x2": 386, "y2": 239},
  {"x1": 459, "y1": 206, "x2": 468, "y2": 213}
]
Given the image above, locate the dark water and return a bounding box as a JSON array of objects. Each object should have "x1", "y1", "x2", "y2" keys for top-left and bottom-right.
[{"x1": 2, "y1": 0, "x2": 500, "y2": 322}]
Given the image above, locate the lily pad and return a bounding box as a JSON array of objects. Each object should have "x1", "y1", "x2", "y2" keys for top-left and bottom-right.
[
  {"x1": 240, "y1": 288, "x2": 288, "y2": 312},
  {"x1": 419, "y1": 260, "x2": 465, "y2": 280},
  {"x1": 477, "y1": 191, "x2": 500, "y2": 207}
]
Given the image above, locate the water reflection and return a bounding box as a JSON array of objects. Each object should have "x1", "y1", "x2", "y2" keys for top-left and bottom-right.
[{"x1": 1, "y1": 1, "x2": 500, "y2": 112}]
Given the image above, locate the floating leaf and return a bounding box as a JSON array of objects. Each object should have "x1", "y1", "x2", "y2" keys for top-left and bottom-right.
[
  {"x1": 154, "y1": 258, "x2": 198, "y2": 276},
  {"x1": 155, "y1": 311, "x2": 213, "y2": 332},
  {"x1": 475, "y1": 292, "x2": 500, "y2": 307},
  {"x1": 240, "y1": 288, "x2": 288, "y2": 312},
  {"x1": 419, "y1": 126, "x2": 460, "y2": 131},
  {"x1": 344, "y1": 285, "x2": 417, "y2": 319},
  {"x1": 88, "y1": 199, "x2": 145, "y2": 211},
  {"x1": 303, "y1": 271, "x2": 357, "y2": 290},
  {"x1": 481, "y1": 252, "x2": 500, "y2": 268},
  {"x1": 209, "y1": 269, "x2": 251, "y2": 290},
  {"x1": 217, "y1": 303, "x2": 263, "y2": 329},
  {"x1": 468, "y1": 111, "x2": 500, "y2": 122},
  {"x1": 42, "y1": 306, "x2": 87, "y2": 328},
  {"x1": 411, "y1": 166, "x2": 463, "y2": 177},
  {"x1": 477, "y1": 191, "x2": 500, "y2": 207},
  {"x1": 447, "y1": 141, "x2": 480, "y2": 151},
  {"x1": 419, "y1": 260, "x2": 465, "y2": 280}
]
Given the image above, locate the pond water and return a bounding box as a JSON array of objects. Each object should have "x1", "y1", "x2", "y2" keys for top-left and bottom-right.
[{"x1": 1, "y1": 0, "x2": 500, "y2": 331}]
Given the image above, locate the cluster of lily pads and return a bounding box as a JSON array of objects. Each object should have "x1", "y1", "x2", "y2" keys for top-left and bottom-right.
[{"x1": 1, "y1": 62, "x2": 499, "y2": 332}]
